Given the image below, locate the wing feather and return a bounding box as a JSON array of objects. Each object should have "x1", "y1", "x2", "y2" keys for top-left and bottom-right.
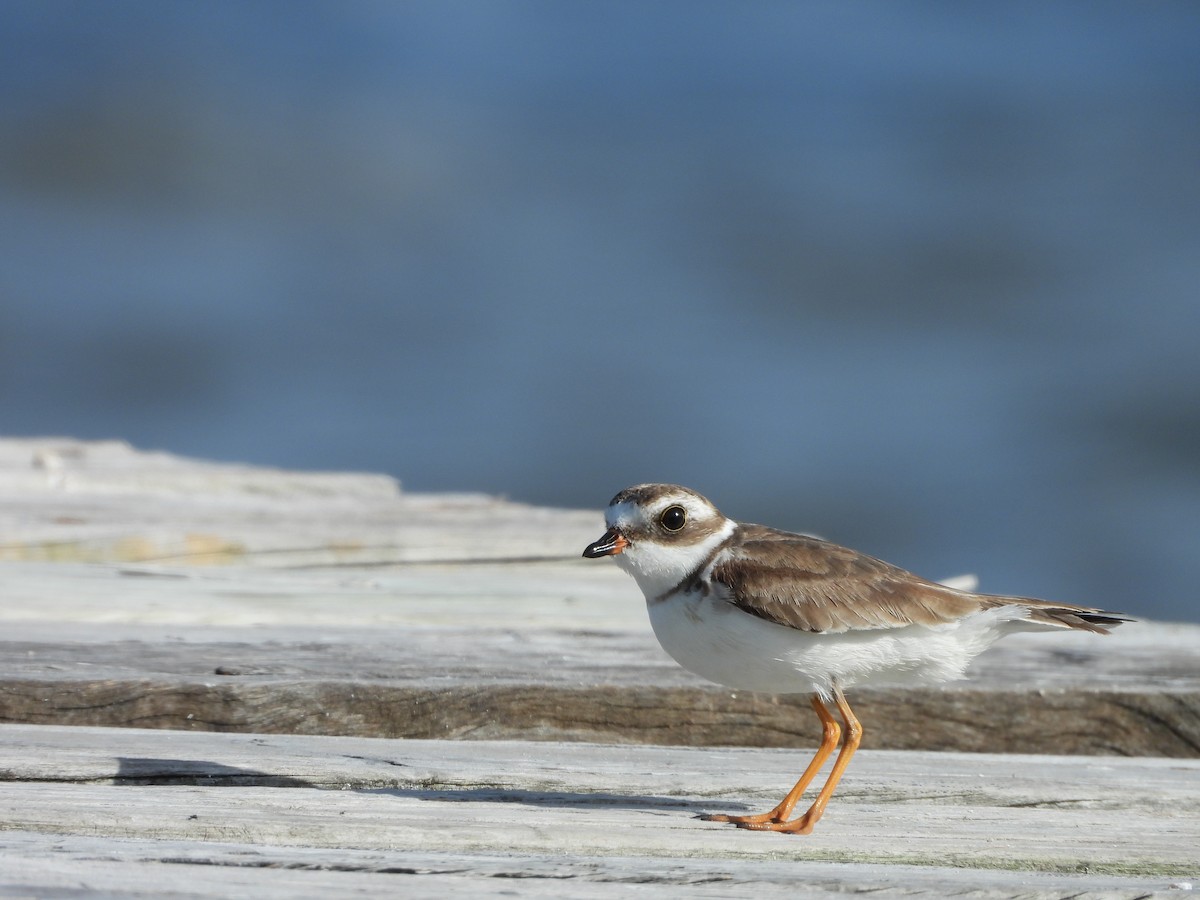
[{"x1": 708, "y1": 526, "x2": 980, "y2": 633}]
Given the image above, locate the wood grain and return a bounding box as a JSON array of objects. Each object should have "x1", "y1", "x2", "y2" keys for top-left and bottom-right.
[
  {"x1": 1, "y1": 439, "x2": 1198, "y2": 756},
  {"x1": 2, "y1": 440, "x2": 1198, "y2": 896},
  {"x1": 1, "y1": 725, "x2": 1197, "y2": 896}
]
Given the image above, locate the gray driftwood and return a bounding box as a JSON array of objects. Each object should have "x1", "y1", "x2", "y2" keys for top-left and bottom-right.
[
  {"x1": 1, "y1": 724, "x2": 1198, "y2": 897},
  {"x1": 1, "y1": 439, "x2": 1198, "y2": 896},
  {"x1": 0, "y1": 439, "x2": 1197, "y2": 755}
]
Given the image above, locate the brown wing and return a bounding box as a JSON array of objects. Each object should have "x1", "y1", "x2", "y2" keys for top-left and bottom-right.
[{"x1": 709, "y1": 525, "x2": 982, "y2": 634}]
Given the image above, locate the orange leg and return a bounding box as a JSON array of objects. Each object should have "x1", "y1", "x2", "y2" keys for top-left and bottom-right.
[
  {"x1": 741, "y1": 686, "x2": 862, "y2": 834},
  {"x1": 703, "y1": 692, "x2": 842, "y2": 827}
]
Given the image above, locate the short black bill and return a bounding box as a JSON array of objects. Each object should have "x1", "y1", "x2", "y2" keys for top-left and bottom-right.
[{"x1": 582, "y1": 527, "x2": 628, "y2": 558}]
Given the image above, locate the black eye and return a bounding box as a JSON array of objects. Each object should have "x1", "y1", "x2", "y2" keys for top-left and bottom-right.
[{"x1": 659, "y1": 505, "x2": 687, "y2": 532}]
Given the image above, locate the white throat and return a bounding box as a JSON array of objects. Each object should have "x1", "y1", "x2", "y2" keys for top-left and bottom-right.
[{"x1": 612, "y1": 518, "x2": 736, "y2": 600}]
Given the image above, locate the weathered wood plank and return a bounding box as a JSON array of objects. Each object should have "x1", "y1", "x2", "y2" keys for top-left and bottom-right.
[
  {"x1": 2, "y1": 673, "x2": 1198, "y2": 757},
  {"x1": 4, "y1": 832, "x2": 1192, "y2": 899},
  {"x1": 1, "y1": 439, "x2": 1197, "y2": 757},
  {"x1": 0, "y1": 438, "x2": 599, "y2": 566},
  {"x1": 1, "y1": 441, "x2": 1198, "y2": 894},
  {"x1": 0, "y1": 724, "x2": 1197, "y2": 897},
  {"x1": 1, "y1": 570, "x2": 1198, "y2": 754}
]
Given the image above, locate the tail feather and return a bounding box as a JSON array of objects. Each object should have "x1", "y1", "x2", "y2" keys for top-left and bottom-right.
[{"x1": 984, "y1": 596, "x2": 1134, "y2": 635}]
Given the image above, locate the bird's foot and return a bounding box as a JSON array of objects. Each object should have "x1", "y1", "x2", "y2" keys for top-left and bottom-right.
[
  {"x1": 735, "y1": 814, "x2": 817, "y2": 834},
  {"x1": 699, "y1": 807, "x2": 787, "y2": 827},
  {"x1": 700, "y1": 807, "x2": 817, "y2": 834}
]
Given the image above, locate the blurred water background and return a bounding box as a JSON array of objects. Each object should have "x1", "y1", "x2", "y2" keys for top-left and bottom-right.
[{"x1": 1, "y1": 2, "x2": 1197, "y2": 622}]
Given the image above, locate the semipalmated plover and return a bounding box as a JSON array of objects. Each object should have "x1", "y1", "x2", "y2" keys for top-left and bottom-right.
[{"x1": 583, "y1": 483, "x2": 1130, "y2": 834}]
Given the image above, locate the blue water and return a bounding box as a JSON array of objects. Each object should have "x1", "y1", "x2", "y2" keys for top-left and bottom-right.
[{"x1": 1, "y1": 2, "x2": 1198, "y2": 622}]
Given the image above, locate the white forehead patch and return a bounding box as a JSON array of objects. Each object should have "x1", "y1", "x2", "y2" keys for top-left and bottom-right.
[
  {"x1": 605, "y1": 499, "x2": 642, "y2": 531},
  {"x1": 605, "y1": 490, "x2": 716, "y2": 532}
]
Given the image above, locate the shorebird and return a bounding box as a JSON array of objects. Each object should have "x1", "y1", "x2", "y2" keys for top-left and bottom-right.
[{"x1": 583, "y1": 483, "x2": 1130, "y2": 834}]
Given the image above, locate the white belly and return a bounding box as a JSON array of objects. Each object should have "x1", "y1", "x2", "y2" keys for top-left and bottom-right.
[{"x1": 646, "y1": 589, "x2": 1015, "y2": 698}]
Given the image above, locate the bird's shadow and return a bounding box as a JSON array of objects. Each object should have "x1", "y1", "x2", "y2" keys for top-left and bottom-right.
[
  {"x1": 113, "y1": 758, "x2": 726, "y2": 813},
  {"x1": 363, "y1": 785, "x2": 719, "y2": 813}
]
